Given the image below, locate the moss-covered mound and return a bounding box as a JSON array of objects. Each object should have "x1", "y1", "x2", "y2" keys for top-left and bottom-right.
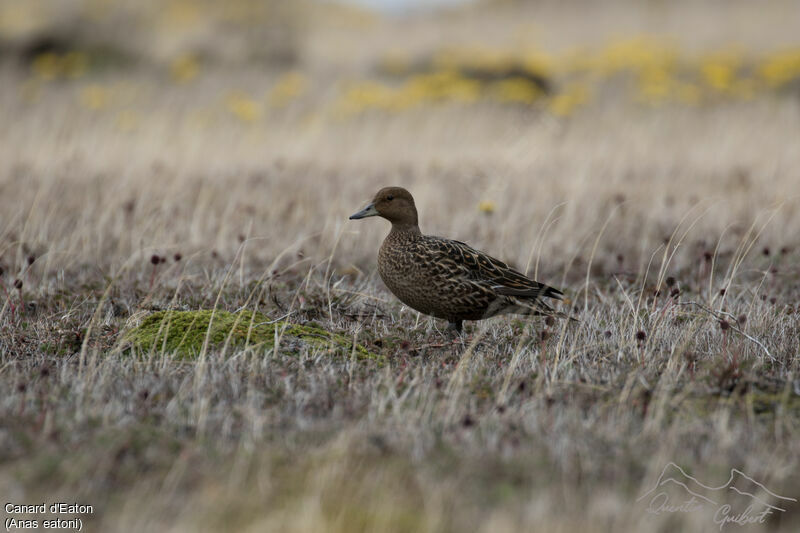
[{"x1": 123, "y1": 310, "x2": 378, "y2": 361}]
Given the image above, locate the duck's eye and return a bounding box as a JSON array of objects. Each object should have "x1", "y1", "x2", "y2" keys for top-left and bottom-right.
[{"x1": 387, "y1": 195, "x2": 394, "y2": 201}]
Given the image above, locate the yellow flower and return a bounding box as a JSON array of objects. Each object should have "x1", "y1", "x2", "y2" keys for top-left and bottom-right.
[
  {"x1": 488, "y1": 78, "x2": 544, "y2": 104},
  {"x1": 596, "y1": 37, "x2": 676, "y2": 77},
  {"x1": 32, "y1": 53, "x2": 61, "y2": 81},
  {"x1": 759, "y1": 49, "x2": 800, "y2": 87},
  {"x1": 338, "y1": 81, "x2": 396, "y2": 114},
  {"x1": 700, "y1": 50, "x2": 742, "y2": 92},
  {"x1": 637, "y1": 67, "x2": 672, "y2": 103},
  {"x1": 32, "y1": 51, "x2": 89, "y2": 80},
  {"x1": 702, "y1": 63, "x2": 734, "y2": 91},
  {"x1": 521, "y1": 49, "x2": 553, "y2": 78},
  {"x1": 62, "y1": 52, "x2": 88, "y2": 79},
  {"x1": 80, "y1": 85, "x2": 110, "y2": 110},
  {"x1": 478, "y1": 201, "x2": 496, "y2": 214},
  {"x1": 171, "y1": 54, "x2": 199, "y2": 83},
  {"x1": 548, "y1": 84, "x2": 589, "y2": 116},
  {"x1": 226, "y1": 92, "x2": 262, "y2": 122},
  {"x1": 268, "y1": 72, "x2": 307, "y2": 108},
  {"x1": 443, "y1": 76, "x2": 482, "y2": 103},
  {"x1": 402, "y1": 71, "x2": 480, "y2": 105}
]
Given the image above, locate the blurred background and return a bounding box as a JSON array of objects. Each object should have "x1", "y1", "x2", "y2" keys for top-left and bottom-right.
[{"x1": 2, "y1": 0, "x2": 800, "y2": 279}]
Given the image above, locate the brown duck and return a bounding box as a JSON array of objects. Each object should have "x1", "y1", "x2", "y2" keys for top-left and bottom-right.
[{"x1": 349, "y1": 186, "x2": 565, "y2": 332}]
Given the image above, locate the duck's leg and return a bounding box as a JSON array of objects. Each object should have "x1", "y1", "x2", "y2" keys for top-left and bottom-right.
[{"x1": 446, "y1": 320, "x2": 463, "y2": 333}]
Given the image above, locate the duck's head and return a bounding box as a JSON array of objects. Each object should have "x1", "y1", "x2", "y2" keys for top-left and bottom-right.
[{"x1": 349, "y1": 186, "x2": 418, "y2": 226}]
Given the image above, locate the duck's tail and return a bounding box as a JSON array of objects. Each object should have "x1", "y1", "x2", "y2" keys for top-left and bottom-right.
[
  {"x1": 494, "y1": 283, "x2": 564, "y2": 301},
  {"x1": 505, "y1": 293, "x2": 579, "y2": 323}
]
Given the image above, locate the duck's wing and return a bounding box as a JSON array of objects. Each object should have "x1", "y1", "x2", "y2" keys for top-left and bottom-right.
[{"x1": 423, "y1": 236, "x2": 563, "y2": 302}]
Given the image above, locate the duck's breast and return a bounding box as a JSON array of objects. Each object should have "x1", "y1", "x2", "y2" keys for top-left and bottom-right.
[{"x1": 378, "y1": 236, "x2": 427, "y2": 309}]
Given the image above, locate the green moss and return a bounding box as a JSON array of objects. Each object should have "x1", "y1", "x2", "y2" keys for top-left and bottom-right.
[{"x1": 123, "y1": 310, "x2": 380, "y2": 361}]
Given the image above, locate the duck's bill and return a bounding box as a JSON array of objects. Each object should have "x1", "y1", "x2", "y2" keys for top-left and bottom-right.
[{"x1": 349, "y1": 203, "x2": 378, "y2": 219}]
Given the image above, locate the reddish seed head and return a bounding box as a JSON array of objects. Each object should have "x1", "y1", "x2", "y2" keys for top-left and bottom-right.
[
  {"x1": 174, "y1": 253, "x2": 182, "y2": 261},
  {"x1": 719, "y1": 320, "x2": 730, "y2": 331},
  {"x1": 0, "y1": 265, "x2": 4, "y2": 276},
  {"x1": 719, "y1": 288, "x2": 726, "y2": 296},
  {"x1": 762, "y1": 247, "x2": 770, "y2": 256},
  {"x1": 27, "y1": 255, "x2": 35, "y2": 266},
  {"x1": 703, "y1": 251, "x2": 712, "y2": 262},
  {"x1": 770, "y1": 297, "x2": 777, "y2": 305},
  {"x1": 150, "y1": 254, "x2": 160, "y2": 265},
  {"x1": 604, "y1": 330, "x2": 612, "y2": 338},
  {"x1": 737, "y1": 314, "x2": 747, "y2": 326},
  {"x1": 400, "y1": 340, "x2": 411, "y2": 351},
  {"x1": 17, "y1": 382, "x2": 26, "y2": 393},
  {"x1": 13, "y1": 279, "x2": 23, "y2": 290},
  {"x1": 635, "y1": 330, "x2": 646, "y2": 342},
  {"x1": 670, "y1": 288, "x2": 680, "y2": 298},
  {"x1": 780, "y1": 246, "x2": 790, "y2": 255},
  {"x1": 159, "y1": 256, "x2": 166, "y2": 264},
  {"x1": 666, "y1": 276, "x2": 676, "y2": 287},
  {"x1": 545, "y1": 316, "x2": 555, "y2": 327},
  {"x1": 461, "y1": 415, "x2": 475, "y2": 427},
  {"x1": 616, "y1": 254, "x2": 624, "y2": 263},
  {"x1": 541, "y1": 330, "x2": 550, "y2": 341}
]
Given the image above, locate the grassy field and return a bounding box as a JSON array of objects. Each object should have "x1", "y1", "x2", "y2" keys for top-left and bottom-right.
[{"x1": 2, "y1": 1, "x2": 800, "y2": 531}]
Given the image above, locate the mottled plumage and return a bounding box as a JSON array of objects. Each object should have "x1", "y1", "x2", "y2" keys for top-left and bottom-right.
[{"x1": 350, "y1": 186, "x2": 564, "y2": 332}]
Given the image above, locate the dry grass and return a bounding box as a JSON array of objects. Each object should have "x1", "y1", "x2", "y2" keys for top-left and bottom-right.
[{"x1": 1, "y1": 1, "x2": 800, "y2": 532}]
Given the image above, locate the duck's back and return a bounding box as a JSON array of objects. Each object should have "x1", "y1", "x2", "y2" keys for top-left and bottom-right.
[{"x1": 378, "y1": 232, "x2": 503, "y2": 321}]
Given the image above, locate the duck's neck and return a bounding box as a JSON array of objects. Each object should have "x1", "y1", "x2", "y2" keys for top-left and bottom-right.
[{"x1": 389, "y1": 223, "x2": 421, "y2": 238}]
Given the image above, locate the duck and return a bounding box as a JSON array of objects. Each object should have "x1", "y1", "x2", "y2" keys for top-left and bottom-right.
[{"x1": 349, "y1": 186, "x2": 565, "y2": 333}]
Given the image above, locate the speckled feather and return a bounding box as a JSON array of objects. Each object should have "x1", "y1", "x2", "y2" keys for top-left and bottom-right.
[{"x1": 351, "y1": 186, "x2": 565, "y2": 331}]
